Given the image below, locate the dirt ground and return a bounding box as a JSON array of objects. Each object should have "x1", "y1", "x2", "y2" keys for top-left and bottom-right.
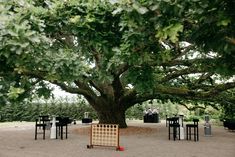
[{"x1": 0, "y1": 120, "x2": 234, "y2": 157}]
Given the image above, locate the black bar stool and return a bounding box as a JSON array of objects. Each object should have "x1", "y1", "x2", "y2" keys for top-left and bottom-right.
[
  {"x1": 186, "y1": 119, "x2": 199, "y2": 141},
  {"x1": 168, "y1": 117, "x2": 180, "y2": 141},
  {"x1": 56, "y1": 117, "x2": 70, "y2": 139},
  {"x1": 35, "y1": 115, "x2": 50, "y2": 140}
]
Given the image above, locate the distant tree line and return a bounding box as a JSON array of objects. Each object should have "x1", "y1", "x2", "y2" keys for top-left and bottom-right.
[
  {"x1": 0, "y1": 98, "x2": 97, "y2": 122},
  {"x1": 0, "y1": 98, "x2": 234, "y2": 122},
  {"x1": 0, "y1": 98, "x2": 181, "y2": 122}
]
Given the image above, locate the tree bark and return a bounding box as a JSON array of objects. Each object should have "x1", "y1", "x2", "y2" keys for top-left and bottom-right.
[{"x1": 96, "y1": 107, "x2": 127, "y2": 128}]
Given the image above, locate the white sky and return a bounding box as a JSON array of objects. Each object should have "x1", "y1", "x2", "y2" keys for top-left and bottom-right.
[{"x1": 51, "y1": 84, "x2": 77, "y2": 99}]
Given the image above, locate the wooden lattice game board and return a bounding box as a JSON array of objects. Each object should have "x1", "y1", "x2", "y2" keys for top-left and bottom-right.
[{"x1": 87, "y1": 124, "x2": 120, "y2": 150}]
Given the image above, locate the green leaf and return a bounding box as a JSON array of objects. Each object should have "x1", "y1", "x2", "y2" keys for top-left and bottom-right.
[
  {"x1": 217, "y1": 19, "x2": 231, "y2": 26},
  {"x1": 16, "y1": 47, "x2": 23, "y2": 55},
  {"x1": 20, "y1": 42, "x2": 29, "y2": 48},
  {"x1": 7, "y1": 30, "x2": 18, "y2": 37},
  {"x1": 69, "y1": 15, "x2": 81, "y2": 24},
  {"x1": 132, "y1": 3, "x2": 148, "y2": 14},
  {"x1": 112, "y1": 7, "x2": 123, "y2": 15},
  {"x1": 7, "y1": 87, "x2": 25, "y2": 99},
  {"x1": 156, "y1": 23, "x2": 183, "y2": 43},
  {"x1": 30, "y1": 36, "x2": 40, "y2": 43}
]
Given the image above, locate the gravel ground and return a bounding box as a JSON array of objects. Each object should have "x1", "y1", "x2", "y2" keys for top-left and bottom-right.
[{"x1": 0, "y1": 120, "x2": 234, "y2": 157}]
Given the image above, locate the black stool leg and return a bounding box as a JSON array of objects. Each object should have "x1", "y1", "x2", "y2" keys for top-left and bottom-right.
[
  {"x1": 56, "y1": 125, "x2": 59, "y2": 139},
  {"x1": 35, "y1": 126, "x2": 37, "y2": 140},
  {"x1": 194, "y1": 126, "x2": 196, "y2": 141},
  {"x1": 66, "y1": 125, "x2": 68, "y2": 139},
  {"x1": 186, "y1": 126, "x2": 188, "y2": 140},
  {"x1": 43, "y1": 126, "x2": 45, "y2": 140},
  {"x1": 61, "y1": 125, "x2": 63, "y2": 140},
  {"x1": 189, "y1": 127, "x2": 191, "y2": 140},
  {"x1": 168, "y1": 125, "x2": 170, "y2": 140},
  {"x1": 197, "y1": 127, "x2": 199, "y2": 141},
  {"x1": 178, "y1": 126, "x2": 180, "y2": 140}
]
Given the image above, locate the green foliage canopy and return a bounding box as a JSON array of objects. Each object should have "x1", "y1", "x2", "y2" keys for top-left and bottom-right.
[{"x1": 0, "y1": 0, "x2": 235, "y2": 127}]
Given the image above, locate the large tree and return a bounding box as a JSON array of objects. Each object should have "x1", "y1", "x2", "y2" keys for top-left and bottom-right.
[{"x1": 0, "y1": 0, "x2": 235, "y2": 127}]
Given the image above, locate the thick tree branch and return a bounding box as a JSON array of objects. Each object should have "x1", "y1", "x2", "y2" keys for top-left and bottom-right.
[
  {"x1": 123, "y1": 81, "x2": 235, "y2": 109},
  {"x1": 88, "y1": 80, "x2": 103, "y2": 95},
  {"x1": 160, "y1": 67, "x2": 209, "y2": 83},
  {"x1": 170, "y1": 42, "x2": 194, "y2": 60},
  {"x1": 160, "y1": 58, "x2": 217, "y2": 67},
  {"x1": 14, "y1": 69, "x2": 95, "y2": 98},
  {"x1": 51, "y1": 81, "x2": 79, "y2": 94},
  {"x1": 194, "y1": 72, "x2": 214, "y2": 85},
  {"x1": 155, "y1": 82, "x2": 235, "y2": 99},
  {"x1": 205, "y1": 82, "x2": 235, "y2": 96},
  {"x1": 226, "y1": 36, "x2": 235, "y2": 45},
  {"x1": 115, "y1": 63, "x2": 129, "y2": 76},
  {"x1": 112, "y1": 74, "x2": 124, "y2": 102},
  {"x1": 178, "y1": 102, "x2": 206, "y2": 111},
  {"x1": 91, "y1": 47, "x2": 102, "y2": 69}
]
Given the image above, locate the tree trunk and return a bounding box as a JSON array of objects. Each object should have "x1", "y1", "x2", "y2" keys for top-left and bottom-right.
[
  {"x1": 84, "y1": 94, "x2": 129, "y2": 128},
  {"x1": 96, "y1": 108, "x2": 127, "y2": 128}
]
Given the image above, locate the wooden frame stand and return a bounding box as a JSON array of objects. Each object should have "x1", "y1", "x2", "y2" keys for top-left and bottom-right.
[{"x1": 87, "y1": 124, "x2": 120, "y2": 151}]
